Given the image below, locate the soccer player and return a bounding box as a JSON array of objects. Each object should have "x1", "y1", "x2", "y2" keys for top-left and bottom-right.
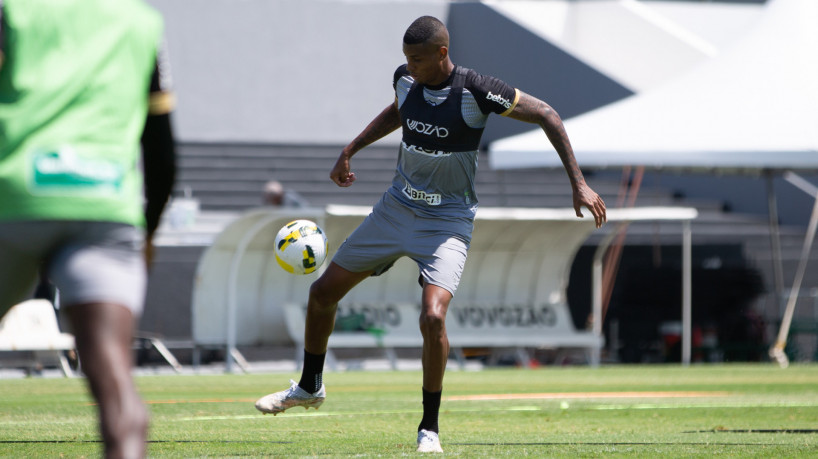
[
  {"x1": 255, "y1": 16, "x2": 606, "y2": 453},
  {"x1": 0, "y1": 0, "x2": 176, "y2": 457}
]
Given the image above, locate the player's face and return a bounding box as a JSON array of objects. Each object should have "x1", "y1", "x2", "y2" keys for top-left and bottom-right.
[{"x1": 403, "y1": 42, "x2": 448, "y2": 86}]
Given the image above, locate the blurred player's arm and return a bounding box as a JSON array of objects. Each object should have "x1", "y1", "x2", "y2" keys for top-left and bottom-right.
[
  {"x1": 141, "y1": 110, "x2": 175, "y2": 238},
  {"x1": 331, "y1": 102, "x2": 401, "y2": 187},
  {"x1": 141, "y1": 44, "x2": 177, "y2": 264},
  {"x1": 0, "y1": 1, "x2": 5, "y2": 70},
  {"x1": 506, "y1": 90, "x2": 606, "y2": 228}
]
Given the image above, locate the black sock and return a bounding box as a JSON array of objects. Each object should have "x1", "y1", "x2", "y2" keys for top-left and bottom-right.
[
  {"x1": 418, "y1": 388, "x2": 442, "y2": 434},
  {"x1": 297, "y1": 350, "x2": 325, "y2": 394}
]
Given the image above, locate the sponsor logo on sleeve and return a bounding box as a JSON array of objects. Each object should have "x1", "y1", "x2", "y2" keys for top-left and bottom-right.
[{"x1": 486, "y1": 91, "x2": 512, "y2": 109}]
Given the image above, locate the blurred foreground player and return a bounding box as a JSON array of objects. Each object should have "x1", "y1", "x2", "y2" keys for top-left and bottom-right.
[
  {"x1": 255, "y1": 15, "x2": 606, "y2": 453},
  {"x1": 0, "y1": 0, "x2": 176, "y2": 457}
]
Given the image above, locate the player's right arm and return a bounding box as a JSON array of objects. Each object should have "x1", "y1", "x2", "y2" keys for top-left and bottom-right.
[{"x1": 330, "y1": 102, "x2": 401, "y2": 187}]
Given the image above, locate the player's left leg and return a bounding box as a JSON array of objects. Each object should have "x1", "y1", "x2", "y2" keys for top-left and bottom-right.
[
  {"x1": 411, "y1": 224, "x2": 469, "y2": 453},
  {"x1": 419, "y1": 282, "x2": 451, "y2": 392},
  {"x1": 416, "y1": 283, "x2": 450, "y2": 453}
]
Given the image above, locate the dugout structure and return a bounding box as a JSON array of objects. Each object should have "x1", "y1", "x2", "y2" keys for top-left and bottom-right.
[{"x1": 191, "y1": 205, "x2": 696, "y2": 372}]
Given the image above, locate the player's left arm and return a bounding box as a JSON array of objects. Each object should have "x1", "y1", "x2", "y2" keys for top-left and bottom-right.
[
  {"x1": 141, "y1": 42, "x2": 177, "y2": 265},
  {"x1": 506, "y1": 90, "x2": 606, "y2": 228},
  {"x1": 0, "y1": 1, "x2": 5, "y2": 70}
]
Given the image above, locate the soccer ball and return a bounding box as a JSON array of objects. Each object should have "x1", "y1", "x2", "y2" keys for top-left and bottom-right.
[{"x1": 274, "y1": 219, "x2": 328, "y2": 275}]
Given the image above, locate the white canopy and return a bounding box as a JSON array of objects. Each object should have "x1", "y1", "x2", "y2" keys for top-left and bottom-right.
[{"x1": 489, "y1": 0, "x2": 818, "y2": 172}]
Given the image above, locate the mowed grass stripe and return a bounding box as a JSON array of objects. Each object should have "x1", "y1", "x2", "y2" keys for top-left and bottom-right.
[
  {"x1": 447, "y1": 391, "x2": 729, "y2": 400},
  {"x1": 2, "y1": 364, "x2": 817, "y2": 457}
]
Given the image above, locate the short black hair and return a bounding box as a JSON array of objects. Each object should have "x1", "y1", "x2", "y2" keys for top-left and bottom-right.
[{"x1": 403, "y1": 16, "x2": 446, "y2": 45}]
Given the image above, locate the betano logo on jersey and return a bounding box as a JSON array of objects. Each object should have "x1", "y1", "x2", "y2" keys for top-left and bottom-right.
[
  {"x1": 403, "y1": 182, "x2": 442, "y2": 206},
  {"x1": 406, "y1": 119, "x2": 449, "y2": 138},
  {"x1": 486, "y1": 91, "x2": 512, "y2": 109}
]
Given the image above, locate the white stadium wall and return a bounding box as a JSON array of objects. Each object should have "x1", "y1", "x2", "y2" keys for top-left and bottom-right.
[
  {"x1": 146, "y1": 0, "x2": 449, "y2": 145},
  {"x1": 191, "y1": 205, "x2": 696, "y2": 363}
]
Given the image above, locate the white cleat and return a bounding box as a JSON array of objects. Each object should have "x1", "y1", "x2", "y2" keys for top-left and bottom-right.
[
  {"x1": 255, "y1": 379, "x2": 325, "y2": 415},
  {"x1": 416, "y1": 429, "x2": 443, "y2": 453}
]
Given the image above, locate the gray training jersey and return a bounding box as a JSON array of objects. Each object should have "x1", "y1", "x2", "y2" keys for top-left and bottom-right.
[{"x1": 388, "y1": 64, "x2": 519, "y2": 220}]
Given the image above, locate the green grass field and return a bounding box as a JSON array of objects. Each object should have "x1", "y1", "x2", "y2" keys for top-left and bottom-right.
[{"x1": 1, "y1": 363, "x2": 817, "y2": 457}]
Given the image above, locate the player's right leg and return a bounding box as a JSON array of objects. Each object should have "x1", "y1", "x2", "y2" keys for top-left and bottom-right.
[
  {"x1": 303, "y1": 262, "x2": 373, "y2": 354},
  {"x1": 52, "y1": 222, "x2": 149, "y2": 459},
  {"x1": 255, "y1": 262, "x2": 372, "y2": 415},
  {"x1": 66, "y1": 302, "x2": 148, "y2": 459}
]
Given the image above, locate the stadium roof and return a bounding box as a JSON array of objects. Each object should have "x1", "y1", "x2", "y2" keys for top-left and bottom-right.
[{"x1": 488, "y1": 0, "x2": 818, "y2": 173}]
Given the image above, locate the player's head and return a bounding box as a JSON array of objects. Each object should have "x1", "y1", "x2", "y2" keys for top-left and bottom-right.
[
  {"x1": 403, "y1": 16, "x2": 449, "y2": 47},
  {"x1": 402, "y1": 16, "x2": 451, "y2": 85}
]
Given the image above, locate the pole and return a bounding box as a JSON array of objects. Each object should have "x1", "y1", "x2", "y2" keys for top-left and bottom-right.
[
  {"x1": 591, "y1": 227, "x2": 623, "y2": 367},
  {"x1": 770, "y1": 190, "x2": 818, "y2": 368},
  {"x1": 682, "y1": 220, "x2": 692, "y2": 366},
  {"x1": 766, "y1": 172, "x2": 785, "y2": 314}
]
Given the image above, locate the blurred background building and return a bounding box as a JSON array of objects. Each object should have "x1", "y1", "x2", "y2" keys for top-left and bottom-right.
[{"x1": 141, "y1": 0, "x2": 818, "y2": 365}]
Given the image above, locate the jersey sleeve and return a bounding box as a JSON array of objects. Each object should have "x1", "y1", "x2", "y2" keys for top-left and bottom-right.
[
  {"x1": 463, "y1": 68, "x2": 519, "y2": 116},
  {"x1": 148, "y1": 40, "x2": 175, "y2": 115}
]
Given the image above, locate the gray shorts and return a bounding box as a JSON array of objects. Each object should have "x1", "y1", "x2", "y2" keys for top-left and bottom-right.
[
  {"x1": 332, "y1": 193, "x2": 473, "y2": 296},
  {"x1": 0, "y1": 221, "x2": 146, "y2": 317}
]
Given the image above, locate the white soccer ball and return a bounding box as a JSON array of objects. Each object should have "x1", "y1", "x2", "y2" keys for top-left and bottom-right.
[{"x1": 274, "y1": 219, "x2": 328, "y2": 275}]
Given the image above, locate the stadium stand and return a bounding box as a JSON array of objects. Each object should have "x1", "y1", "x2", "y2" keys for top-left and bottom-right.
[{"x1": 174, "y1": 143, "x2": 656, "y2": 211}]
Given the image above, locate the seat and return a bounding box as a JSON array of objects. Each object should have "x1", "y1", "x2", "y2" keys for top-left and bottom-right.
[{"x1": 0, "y1": 299, "x2": 76, "y2": 376}]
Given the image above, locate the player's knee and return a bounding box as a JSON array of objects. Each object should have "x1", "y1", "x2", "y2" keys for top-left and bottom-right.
[
  {"x1": 308, "y1": 279, "x2": 340, "y2": 310},
  {"x1": 418, "y1": 309, "x2": 446, "y2": 337}
]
